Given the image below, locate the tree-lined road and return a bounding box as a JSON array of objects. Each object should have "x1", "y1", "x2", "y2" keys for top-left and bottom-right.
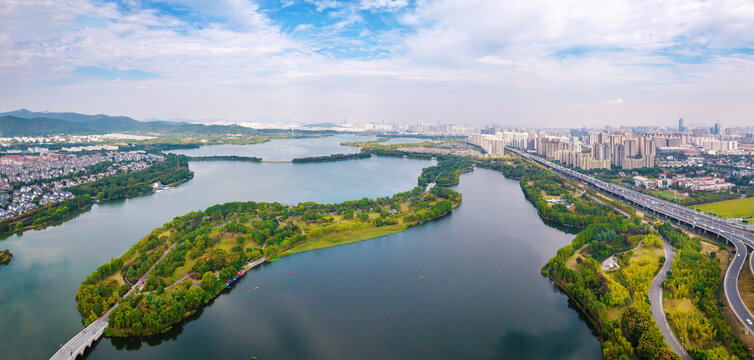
[
  {"x1": 509, "y1": 148, "x2": 754, "y2": 336},
  {"x1": 650, "y1": 232, "x2": 690, "y2": 359}
]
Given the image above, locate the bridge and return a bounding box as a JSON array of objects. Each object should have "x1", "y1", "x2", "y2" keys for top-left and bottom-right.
[
  {"x1": 260, "y1": 159, "x2": 292, "y2": 163},
  {"x1": 509, "y1": 148, "x2": 754, "y2": 336},
  {"x1": 49, "y1": 308, "x2": 113, "y2": 360},
  {"x1": 50, "y1": 250, "x2": 267, "y2": 359}
]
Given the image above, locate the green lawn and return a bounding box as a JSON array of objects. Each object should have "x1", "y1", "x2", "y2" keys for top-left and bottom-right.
[
  {"x1": 692, "y1": 197, "x2": 754, "y2": 218},
  {"x1": 651, "y1": 190, "x2": 688, "y2": 201}
]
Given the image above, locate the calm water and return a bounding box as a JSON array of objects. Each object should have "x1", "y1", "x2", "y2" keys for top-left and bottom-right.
[
  {"x1": 381, "y1": 137, "x2": 427, "y2": 145},
  {"x1": 167, "y1": 134, "x2": 372, "y2": 160},
  {"x1": 0, "y1": 138, "x2": 600, "y2": 359}
]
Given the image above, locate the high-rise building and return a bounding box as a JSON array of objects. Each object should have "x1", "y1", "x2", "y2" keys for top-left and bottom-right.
[{"x1": 678, "y1": 117, "x2": 685, "y2": 131}]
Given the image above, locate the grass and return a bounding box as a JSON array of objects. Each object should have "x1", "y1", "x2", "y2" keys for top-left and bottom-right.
[
  {"x1": 692, "y1": 197, "x2": 754, "y2": 219},
  {"x1": 651, "y1": 189, "x2": 688, "y2": 201},
  {"x1": 103, "y1": 271, "x2": 126, "y2": 286},
  {"x1": 564, "y1": 245, "x2": 587, "y2": 271},
  {"x1": 279, "y1": 223, "x2": 407, "y2": 257},
  {"x1": 630, "y1": 243, "x2": 664, "y2": 259},
  {"x1": 606, "y1": 306, "x2": 628, "y2": 321},
  {"x1": 664, "y1": 298, "x2": 702, "y2": 316}
]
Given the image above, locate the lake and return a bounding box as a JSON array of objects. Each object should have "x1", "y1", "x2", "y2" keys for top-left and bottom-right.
[{"x1": 0, "y1": 137, "x2": 600, "y2": 359}]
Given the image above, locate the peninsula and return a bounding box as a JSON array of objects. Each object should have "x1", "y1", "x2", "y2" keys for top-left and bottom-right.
[
  {"x1": 291, "y1": 152, "x2": 370, "y2": 163},
  {"x1": 76, "y1": 164, "x2": 461, "y2": 336}
]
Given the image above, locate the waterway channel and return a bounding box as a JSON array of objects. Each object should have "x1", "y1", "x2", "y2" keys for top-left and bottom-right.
[{"x1": 0, "y1": 136, "x2": 600, "y2": 359}]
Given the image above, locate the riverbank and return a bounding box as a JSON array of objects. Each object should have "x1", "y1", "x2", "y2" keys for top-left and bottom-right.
[
  {"x1": 509, "y1": 153, "x2": 749, "y2": 360},
  {"x1": 76, "y1": 161, "x2": 462, "y2": 337},
  {"x1": 0, "y1": 154, "x2": 193, "y2": 238}
]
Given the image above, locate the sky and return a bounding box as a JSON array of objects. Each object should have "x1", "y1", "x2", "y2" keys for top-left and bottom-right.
[{"x1": 1, "y1": 0, "x2": 754, "y2": 128}]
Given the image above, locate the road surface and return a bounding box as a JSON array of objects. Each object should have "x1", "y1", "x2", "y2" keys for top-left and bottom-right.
[
  {"x1": 649, "y1": 233, "x2": 691, "y2": 359},
  {"x1": 508, "y1": 148, "x2": 754, "y2": 335}
]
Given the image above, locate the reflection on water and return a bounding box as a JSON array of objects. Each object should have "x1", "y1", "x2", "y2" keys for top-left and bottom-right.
[
  {"x1": 167, "y1": 134, "x2": 374, "y2": 159},
  {"x1": 0, "y1": 136, "x2": 601, "y2": 359},
  {"x1": 83, "y1": 167, "x2": 600, "y2": 360}
]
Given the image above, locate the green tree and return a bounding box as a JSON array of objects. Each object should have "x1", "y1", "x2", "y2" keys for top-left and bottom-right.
[{"x1": 201, "y1": 271, "x2": 217, "y2": 291}]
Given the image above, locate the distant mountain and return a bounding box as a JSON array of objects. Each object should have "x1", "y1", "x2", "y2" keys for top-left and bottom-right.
[
  {"x1": 0, "y1": 116, "x2": 95, "y2": 137},
  {"x1": 0, "y1": 109, "x2": 262, "y2": 137}
]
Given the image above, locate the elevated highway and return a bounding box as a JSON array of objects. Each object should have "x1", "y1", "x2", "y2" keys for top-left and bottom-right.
[{"x1": 509, "y1": 148, "x2": 754, "y2": 335}]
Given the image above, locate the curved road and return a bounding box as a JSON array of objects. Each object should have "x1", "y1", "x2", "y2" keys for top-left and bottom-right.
[
  {"x1": 649, "y1": 233, "x2": 691, "y2": 359},
  {"x1": 508, "y1": 149, "x2": 754, "y2": 334}
]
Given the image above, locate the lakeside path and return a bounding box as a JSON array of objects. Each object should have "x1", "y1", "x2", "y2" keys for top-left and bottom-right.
[{"x1": 649, "y1": 233, "x2": 691, "y2": 360}]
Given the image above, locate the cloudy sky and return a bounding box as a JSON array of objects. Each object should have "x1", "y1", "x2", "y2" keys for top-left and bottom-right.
[{"x1": 1, "y1": 0, "x2": 753, "y2": 127}]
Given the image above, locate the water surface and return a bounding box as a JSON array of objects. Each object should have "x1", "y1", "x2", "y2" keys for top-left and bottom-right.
[
  {"x1": 87, "y1": 168, "x2": 600, "y2": 360},
  {"x1": 167, "y1": 134, "x2": 372, "y2": 160},
  {"x1": 0, "y1": 137, "x2": 600, "y2": 359}
]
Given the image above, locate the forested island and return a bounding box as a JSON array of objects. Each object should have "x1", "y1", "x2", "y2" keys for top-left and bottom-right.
[
  {"x1": 0, "y1": 249, "x2": 12, "y2": 265},
  {"x1": 76, "y1": 161, "x2": 461, "y2": 336},
  {"x1": 291, "y1": 152, "x2": 370, "y2": 163},
  {"x1": 0, "y1": 154, "x2": 193, "y2": 236},
  {"x1": 187, "y1": 155, "x2": 262, "y2": 162}
]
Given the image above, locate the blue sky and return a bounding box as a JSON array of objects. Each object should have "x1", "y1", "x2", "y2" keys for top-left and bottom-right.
[{"x1": 2, "y1": 0, "x2": 754, "y2": 127}]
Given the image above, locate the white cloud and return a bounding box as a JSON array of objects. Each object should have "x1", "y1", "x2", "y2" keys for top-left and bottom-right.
[
  {"x1": 359, "y1": 0, "x2": 409, "y2": 11},
  {"x1": 1, "y1": 0, "x2": 754, "y2": 127}
]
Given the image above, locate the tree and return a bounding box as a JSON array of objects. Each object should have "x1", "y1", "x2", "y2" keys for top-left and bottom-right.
[
  {"x1": 126, "y1": 266, "x2": 136, "y2": 281},
  {"x1": 201, "y1": 271, "x2": 217, "y2": 291}
]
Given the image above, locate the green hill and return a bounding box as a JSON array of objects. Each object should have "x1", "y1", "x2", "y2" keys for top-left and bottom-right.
[{"x1": 0, "y1": 109, "x2": 262, "y2": 136}]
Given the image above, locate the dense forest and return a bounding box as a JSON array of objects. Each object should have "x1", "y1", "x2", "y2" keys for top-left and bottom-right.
[
  {"x1": 67, "y1": 154, "x2": 193, "y2": 200},
  {"x1": 292, "y1": 152, "x2": 370, "y2": 163},
  {"x1": 76, "y1": 166, "x2": 462, "y2": 336}
]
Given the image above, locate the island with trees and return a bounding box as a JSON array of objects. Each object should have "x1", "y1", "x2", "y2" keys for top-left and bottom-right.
[
  {"x1": 75, "y1": 163, "x2": 461, "y2": 336},
  {"x1": 291, "y1": 152, "x2": 370, "y2": 163},
  {"x1": 0, "y1": 249, "x2": 12, "y2": 265}
]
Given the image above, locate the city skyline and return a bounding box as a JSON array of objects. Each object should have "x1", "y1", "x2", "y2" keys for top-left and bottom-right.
[{"x1": 2, "y1": 1, "x2": 754, "y2": 126}]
